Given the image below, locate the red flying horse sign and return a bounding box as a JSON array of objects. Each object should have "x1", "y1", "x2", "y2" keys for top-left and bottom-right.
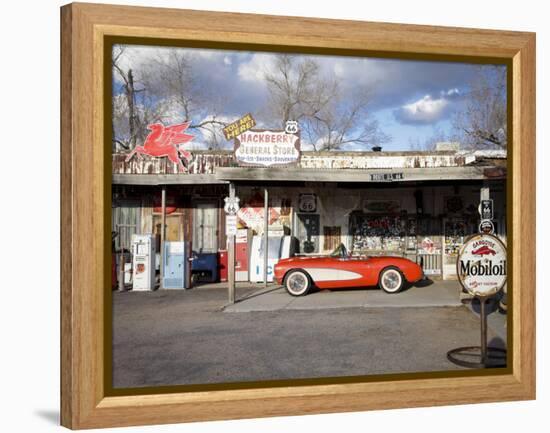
[{"x1": 125, "y1": 122, "x2": 194, "y2": 172}]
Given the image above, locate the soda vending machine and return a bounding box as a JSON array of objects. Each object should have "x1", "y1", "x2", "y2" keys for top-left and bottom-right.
[
  {"x1": 131, "y1": 234, "x2": 156, "y2": 291},
  {"x1": 218, "y1": 250, "x2": 228, "y2": 282},
  {"x1": 249, "y1": 235, "x2": 297, "y2": 283},
  {"x1": 235, "y1": 228, "x2": 252, "y2": 282},
  {"x1": 162, "y1": 241, "x2": 191, "y2": 289},
  {"x1": 249, "y1": 235, "x2": 282, "y2": 283}
]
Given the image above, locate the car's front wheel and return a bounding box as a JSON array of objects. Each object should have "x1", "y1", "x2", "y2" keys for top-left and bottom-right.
[
  {"x1": 284, "y1": 270, "x2": 311, "y2": 296},
  {"x1": 379, "y1": 267, "x2": 404, "y2": 294}
]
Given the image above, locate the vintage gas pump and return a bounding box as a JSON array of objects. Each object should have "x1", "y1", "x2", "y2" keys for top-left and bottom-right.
[{"x1": 131, "y1": 234, "x2": 157, "y2": 291}]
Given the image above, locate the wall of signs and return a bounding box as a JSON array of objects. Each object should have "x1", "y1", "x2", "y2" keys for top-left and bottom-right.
[
  {"x1": 348, "y1": 212, "x2": 406, "y2": 253},
  {"x1": 295, "y1": 213, "x2": 320, "y2": 253}
]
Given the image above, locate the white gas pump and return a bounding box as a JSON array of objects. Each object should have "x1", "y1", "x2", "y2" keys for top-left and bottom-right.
[{"x1": 131, "y1": 234, "x2": 156, "y2": 290}]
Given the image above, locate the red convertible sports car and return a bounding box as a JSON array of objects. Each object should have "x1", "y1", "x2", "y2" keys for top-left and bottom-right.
[{"x1": 274, "y1": 244, "x2": 424, "y2": 296}]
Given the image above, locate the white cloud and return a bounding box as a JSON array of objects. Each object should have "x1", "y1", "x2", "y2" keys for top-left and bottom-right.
[
  {"x1": 223, "y1": 56, "x2": 232, "y2": 66},
  {"x1": 393, "y1": 89, "x2": 461, "y2": 125},
  {"x1": 333, "y1": 62, "x2": 345, "y2": 78},
  {"x1": 300, "y1": 141, "x2": 316, "y2": 151},
  {"x1": 237, "y1": 53, "x2": 276, "y2": 83},
  {"x1": 113, "y1": 44, "x2": 229, "y2": 76},
  {"x1": 402, "y1": 95, "x2": 448, "y2": 120},
  {"x1": 191, "y1": 49, "x2": 219, "y2": 60}
]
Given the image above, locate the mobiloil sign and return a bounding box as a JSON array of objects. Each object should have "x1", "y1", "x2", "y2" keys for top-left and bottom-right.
[{"x1": 457, "y1": 234, "x2": 507, "y2": 297}]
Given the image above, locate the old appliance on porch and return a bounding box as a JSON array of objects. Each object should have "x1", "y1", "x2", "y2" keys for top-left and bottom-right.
[
  {"x1": 217, "y1": 229, "x2": 252, "y2": 283},
  {"x1": 131, "y1": 233, "x2": 157, "y2": 291},
  {"x1": 235, "y1": 228, "x2": 252, "y2": 282},
  {"x1": 249, "y1": 235, "x2": 296, "y2": 283},
  {"x1": 218, "y1": 250, "x2": 228, "y2": 282},
  {"x1": 191, "y1": 252, "x2": 219, "y2": 283},
  {"x1": 162, "y1": 241, "x2": 191, "y2": 289}
]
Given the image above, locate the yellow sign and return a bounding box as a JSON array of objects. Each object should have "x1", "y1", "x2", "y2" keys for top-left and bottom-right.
[{"x1": 222, "y1": 113, "x2": 256, "y2": 141}]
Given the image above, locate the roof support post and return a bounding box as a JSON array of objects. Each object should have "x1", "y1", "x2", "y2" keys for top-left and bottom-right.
[
  {"x1": 228, "y1": 182, "x2": 236, "y2": 304},
  {"x1": 264, "y1": 187, "x2": 269, "y2": 287},
  {"x1": 159, "y1": 185, "x2": 166, "y2": 289}
]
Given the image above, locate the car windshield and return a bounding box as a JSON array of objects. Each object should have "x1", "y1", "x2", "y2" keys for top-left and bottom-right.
[{"x1": 330, "y1": 243, "x2": 348, "y2": 258}]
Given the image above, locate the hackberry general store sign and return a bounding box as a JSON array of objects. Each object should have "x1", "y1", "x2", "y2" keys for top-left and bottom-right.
[
  {"x1": 457, "y1": 234, "x2": 507, "y2": 297},
  {"x1": 234, "y1": 130, "x2": 300, "y2": 167}
]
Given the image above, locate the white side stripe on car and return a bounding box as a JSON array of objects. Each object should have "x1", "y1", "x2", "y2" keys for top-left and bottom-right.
[{"x1": 303, "y1": 268, "x2": 362, "y2": 281}]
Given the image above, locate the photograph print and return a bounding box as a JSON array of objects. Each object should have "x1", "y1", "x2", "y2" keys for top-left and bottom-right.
[{"x1": 109, "y1": 41, "x2": 509, "y2": 391}]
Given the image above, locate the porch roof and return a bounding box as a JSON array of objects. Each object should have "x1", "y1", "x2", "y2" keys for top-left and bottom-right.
[
  {"x1": 213, "y1": 166, "x2": 506, "y2": 183},
  {"x1": 111, "y1": 165, "x2": 505, "y2": 185}
]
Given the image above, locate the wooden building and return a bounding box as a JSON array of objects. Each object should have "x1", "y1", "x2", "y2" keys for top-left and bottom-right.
[{"x1": 112, "y1": 148, "x2": 506, "y2": 280}]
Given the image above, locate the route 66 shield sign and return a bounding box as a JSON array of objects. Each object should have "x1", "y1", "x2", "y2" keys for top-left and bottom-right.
[{"x1": 223, "y1": 196, "x2": 240, "y2": 215}]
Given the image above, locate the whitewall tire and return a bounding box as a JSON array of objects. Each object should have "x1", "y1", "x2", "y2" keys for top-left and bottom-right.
[
  {"x1": 379, "y1": 267, "x2": 404, "y2": 294},
  {"x1": 284, "y1": 270, "x2": 311, "y2": 296}
]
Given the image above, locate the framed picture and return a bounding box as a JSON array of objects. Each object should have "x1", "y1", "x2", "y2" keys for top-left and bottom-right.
[{"x1": 61, "y1": 3, "x2": 535, "y2": 429}]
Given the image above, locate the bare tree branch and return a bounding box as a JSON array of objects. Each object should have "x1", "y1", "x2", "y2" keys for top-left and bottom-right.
[
  {"x1": 263, "y1": 55, "x2": 389, "y2": 151},
  {"x1": 453, "y1": 66, "x2": 507, "y2": 149}
]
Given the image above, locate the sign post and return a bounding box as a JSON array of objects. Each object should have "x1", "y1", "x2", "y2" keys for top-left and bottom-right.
[
  {"x1": 159, "y1": 186, "x2": 166, "y2": 289},
  {"x1": 224, "y1": 184, "x2": 239, "y2": 304},
  {"x1": 264, "y1": 188, "x2": 269, "y2": 288},
  {"x1": 447, "y1": 234, "x2": 508, "y2": 368}
]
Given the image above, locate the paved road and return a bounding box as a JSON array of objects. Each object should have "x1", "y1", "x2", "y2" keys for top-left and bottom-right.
[
  {"x1": 224, "y1": 280, "x2": 462, "y2": 312},
  {"x1": 112, "y1": 285, "x2": 506, "y2": 389}
]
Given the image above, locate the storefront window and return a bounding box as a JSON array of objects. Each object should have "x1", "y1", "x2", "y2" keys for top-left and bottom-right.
[
  {"x1": 193, "y1": 202, "x2": 219, "y2": 253},
  {"x1": 112, "y1": 199, "x2": 141, "y2": 251},
  {"x1": 348, "y1": 212, "x2": 405, "y2": 255}
]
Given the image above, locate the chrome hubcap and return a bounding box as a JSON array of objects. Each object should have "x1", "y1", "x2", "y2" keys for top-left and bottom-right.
[
  {"x1": 287, "y1": 273, "x2": 307, "y2": 293},
  {"x1": 382, "y1": 270, "x2": 401, "y2": 291}
]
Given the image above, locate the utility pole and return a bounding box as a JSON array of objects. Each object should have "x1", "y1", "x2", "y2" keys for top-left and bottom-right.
[
  {"x1": 159, "y1": 186, "x2": 166, "y2": 289},
  {"x1": 227, "y1": 183, "x2": 236, "y2": 303}
]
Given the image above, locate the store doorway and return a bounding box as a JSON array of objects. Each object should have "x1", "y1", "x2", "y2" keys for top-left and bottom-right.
[
  {"x1": 193, "y1": 202, "x2": 219, "y2": 253},
  {"x1": 153, "y1": 214, "x2": 184, "y2": 242}
]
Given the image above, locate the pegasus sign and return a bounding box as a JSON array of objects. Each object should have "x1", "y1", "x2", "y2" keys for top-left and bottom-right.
[{"x1": 125, "y1": 122, "x2": 194, "y2": 173}]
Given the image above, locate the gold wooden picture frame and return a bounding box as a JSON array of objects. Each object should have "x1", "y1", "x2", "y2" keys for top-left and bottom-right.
[{"x1": 61, "y1": 2, "x2": 535, "y2": 429}]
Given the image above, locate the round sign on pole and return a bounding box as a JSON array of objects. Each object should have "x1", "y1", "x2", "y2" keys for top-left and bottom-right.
[
  {"x1": 457, "y1": 234, "x2": 507, "y2": 297},
  {"x1": 479, "y1": 219, "x2": 495, "y2": 234}
]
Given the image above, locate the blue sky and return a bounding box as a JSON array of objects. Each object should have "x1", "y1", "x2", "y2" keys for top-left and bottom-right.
[{"x1": 113, "y1": 45, "x2": 506, "y2": 151}]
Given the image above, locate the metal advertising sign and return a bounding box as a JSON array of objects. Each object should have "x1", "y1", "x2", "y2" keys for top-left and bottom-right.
[
  {"x1": 234, "y1": 129, "x2": 300, "y2": 167},
  {"x1": 222, "y1": 113, "x2": 256, "y2": 141},
  {"x1": 457, "y1": 234, "x2": 507, "y2": 297},
  {"x1": 369, "y1": 172, "x2": 405, "y2": 182},
  {"x1": 284, "y1": 120, "x2": 299, "y2": 134},
  {"x1": 298, "y1": 193, "x2": 317, "y2": 213},
  {"x1": 479, "y1": 219, "x2": 495, "y2": 234},
  {"x1": 225, "y1": 214, "x2": 238, "y2": 236},
  {"x1": 125, "y1": 122, "x2": 195, "y2": 173},
  {"x1": 480, "y1": 199, "x2": 494, "y2": 220},
  {"x1": 223, "y1": 196, "x2": 240, "y2": 215}
]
